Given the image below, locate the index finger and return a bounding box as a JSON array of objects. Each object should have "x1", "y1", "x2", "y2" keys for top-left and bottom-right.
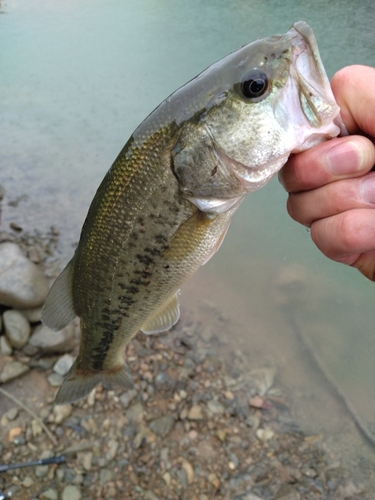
[{"x1": 332, "y1": 65, "x2": 375, "y2": 137}]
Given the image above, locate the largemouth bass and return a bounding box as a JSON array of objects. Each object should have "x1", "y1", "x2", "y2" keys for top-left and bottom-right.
[{"x1": 42, "y1": 21, "x2": 344, "y2": 405}]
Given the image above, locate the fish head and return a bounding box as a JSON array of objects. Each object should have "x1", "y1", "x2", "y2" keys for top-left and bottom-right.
[{"x1": 172, "y1": 21, "x2": 345, "y2": 211}]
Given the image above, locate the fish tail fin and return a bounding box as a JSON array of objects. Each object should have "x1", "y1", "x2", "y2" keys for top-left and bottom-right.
[
  {"x1": 41, "y1": 260, "x2": 76, "y2": 331},
  {"x1": 54, "y1": 359, "x2": 134, "y2": 405}
]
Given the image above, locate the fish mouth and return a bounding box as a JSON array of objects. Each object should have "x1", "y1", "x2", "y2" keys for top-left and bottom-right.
[{"x1": 287, "y1": 21, "x2": 347, "y2": 143}]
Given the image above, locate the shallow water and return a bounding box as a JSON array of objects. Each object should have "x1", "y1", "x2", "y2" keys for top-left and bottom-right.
[{"x1": 1, "y1": 0, "x2": 375, "y2": 488}]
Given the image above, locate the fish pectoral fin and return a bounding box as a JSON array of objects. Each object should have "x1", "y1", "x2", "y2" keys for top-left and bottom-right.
[
  {"x1": 41, "y1": 259, "x2": 76, "y2": 331},
  {"x1": 54, "y1": 359, "x2": 134, "y2": 405},
  {"x1": 140, "y1": 291, "x2": 180, "y2": 335},
  {"x1": 201, "y1": 218, "x2": 231, "y2": 266}
]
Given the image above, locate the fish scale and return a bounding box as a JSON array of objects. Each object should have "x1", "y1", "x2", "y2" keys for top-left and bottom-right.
[{"x1": 42, "y1": 22, "x2": 344, "y2": 404}]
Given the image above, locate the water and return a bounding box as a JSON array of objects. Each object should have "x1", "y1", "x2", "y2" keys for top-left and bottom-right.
[{"x1": 1, "y1": 0, "x2": 375, "y2": 487}]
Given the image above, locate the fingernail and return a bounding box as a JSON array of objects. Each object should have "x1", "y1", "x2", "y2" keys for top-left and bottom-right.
[
  {"x1": 325, "y1": 141, "x2": 362, "y2": 175},
  {"x1": 361, "y1": 174, "x2": 375, "y2": 204}
]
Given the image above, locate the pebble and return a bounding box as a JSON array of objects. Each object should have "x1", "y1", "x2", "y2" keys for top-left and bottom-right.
[
  {"x1": 106, "y1": 439, "x2": 119, "y2": 461},
  {"x1": 149, "y1": 415, "x2": 175, "y2": 437},
  {"x1": 126, "y1": 402, "x2": 144, "y2": 422},
  {"x1": 41, "y1": 489, "x2": 58, "y2": 500},
  {"x1": 208, "y1": 473, "x2": 220, "y2": 489},
  {"x1": 53, "y1": 354, "x2": 74, "y2": 376},
  {"x1": 248, "y1": 368, "x2": 276, "y2": 396},
  {"x1": 47, "y1": 372, "x2": 64, "y2": 387},
  {"x1": 28, "y1": 323, "x2": 75, "y2": 354},
  {"x1": 144, "y1": 491, "x2": 160, "y2": 500},
  {"x1": 3, "y1": 309, "x2": 31, "y2": 348},
  {"x1": 180, "y1": 458, "x2": 195, "y2": 484},
  {"x1": 82, "y1": 452, "x2": 93, "y2": 471},
  {"x1": 20, "y1": 306, "x2": 42, "y2": 323},
  {"x1": 249, "y1": 395, "x2": 265, "y2": 408},
  {"x1": 0, "y1": 242, "x2": 49, "y2": 308},
  {"x1": 22, "y1": 476, "x2": 34, "y2": 488},
  {"x1": 119, "y1": 388, "x2": 138, "y2": 408},
  {"x1": 99, "y1": 468, "x2": 115, "y2": 485},
  {"x1": 0, "y1": 360, "x2": 29, "y2": 382},
  {"x1": 53, "y1": 404, "x2": 72, "y2": 424},
  {"x1": 207, "y1": 399, "x2": 225, "y2": 414},
  {"x1": 31, "y1": 419, "x2": 43, "y2": 437},
  {"x1": 0, "y1": 335, "x2": 13, "y2": 355},
  {"x1": 8, "y1": 426, "x2": 22, "y2": 442},
  {"x1": 62, "y1": 485, "x2": 82, "y2": 500},
  {"x1": 5, "y1": 407, "x2": 19, "y2": 421},
  {"x1": 256, "y1": 427, "x2": 275, "y2": 441},
  {"x1": 188, "y1": 404, "x2": 204, "y2": 420}
]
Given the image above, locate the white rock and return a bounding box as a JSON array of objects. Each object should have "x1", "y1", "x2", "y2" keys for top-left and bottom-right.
[
  {"x1": 28, "y1": 324, "x2": 75, "y2": 354},
  {"x1": 0, "y1": 361, "x2": 29, "y2": 382},
  {"x1": 256, "y1": 427, "x2": 275, "y2": 441},
  {"x1": 47, "y1": 373, "x2": 64, "y2": 387},
  {"x1": 53, "y1": 404, "x2": 72, "y2": 424},
  {"x1": 0, "y1": 335, "x2": 13, "y2": 355},
  {"x1": 53, "y1": 354, "x2": 74, "y2": 376},
  {"x1": 62, "y1": 485, "x2": 82, "y2": 500},
  {"x1": 20, "y1": 306, "x2": 43, "y2": 323},
  {"x1": 3, "y1": 309, "x2": 31, "y2": 348},
  {"x1": 0, "y1": 243, "x2": 49, "y2": 308}
]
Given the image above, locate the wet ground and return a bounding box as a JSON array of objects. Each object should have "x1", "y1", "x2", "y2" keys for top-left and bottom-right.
[{"x1": 0, "y1": 228, "x2": 374, "y2": 500}]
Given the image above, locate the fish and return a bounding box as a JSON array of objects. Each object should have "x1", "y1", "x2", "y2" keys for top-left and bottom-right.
[{"x1": 42, "y1": 21, "x2": 345, "y2": 405}]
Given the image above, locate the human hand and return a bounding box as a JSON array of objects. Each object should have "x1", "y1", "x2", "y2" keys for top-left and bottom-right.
[{"x1": 279, "y1": 65, "x2": 375, "y2": 281}]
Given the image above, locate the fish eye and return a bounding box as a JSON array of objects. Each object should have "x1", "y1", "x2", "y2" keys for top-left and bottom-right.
[{"x1": 240, "y1": 70, "x2": 269, "y2": 99}]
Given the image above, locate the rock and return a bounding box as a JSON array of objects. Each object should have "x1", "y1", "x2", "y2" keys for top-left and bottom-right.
[
  {"x1": 0, "y1": 335, "x2": 12, "y2": 355},
  {"x1": 256, "y1": 427, "x2": 275, "y2": 441},
  {"x1": 275, "y1": 485, "x2": 301, "y2": 500},
  {"x1": 188, "y1": 405, "x2": 203, "y2": 420},
  {"x1": 99, "y1": 469, "x2": 115, "y2": 485},
  {"x1": 47, "y1": 373, "x2": 64, "y2": 387},
  {"x1": 31, "y1": 419, "x2": 43, "y2": 437},
  {"x1": 22, "y1": 477, "x2": 34, "y2": 488},
  {"x1": 180, "y1": 458, "x2": 195, "y2": 484},
  {"x1": 126, "y1": 402, "x2": 144, "y2": 422},
  {"x1": 208, "y1": 473, "x2": 220, "y2": 489},
  {"x1": 41, "y1": 489, "x2": 58, "y2": 500},
  {"x1": 5, "y1": 407, "x2": 19, "y2": 421},
  {"x1": 53, "y1": 354, "x2": 74, "y2": 376},
  {"x1": 3, "y1": 310, "x2": 31, "y2": 348},
  {"x1": 53, "y1": 404, "x2": 72, "y2": 424},
  {"x1": 0, "y1": 361, "x2": 29, "y2": 382},
  {"x1": 149, "y1": 416, "x2": 175, "y2": 437},
  {"x1": 82, "y1": 452, "x2": 93, "y2": 471},
  {"x1": 144, "y1": 491, "x2": 160, "y2": 500},
  {"x1": 106, "y1": 439, "x2": 119, "y2": 461},
  {"x1": 248, "y1": 368, "x2": 276, "y2": 396},
  {"x1": 62, "y1": 485, "x2": 82, "y2": 500},
  {"x1": 28, "y1": 323, "x2": 75, "y2": 354},
  {"x1": 0, "y1": 242, "x2": 49, "y2": 308},
  {"x1": 207, "y1": 399, "x2": 225, "y2": 415},
  {"x1": 8, "y1": 426, "x2": 22, "y2": 442},
  {"x1": 120, "y1": 388, "x2": 138, "y2": 408},
  {"x1": 249, "y1": 395, "x2": 265, "y2": 408},
  {"x1": 20, "y1": 306, "x2": 42, "y2": 323},
  {"x1": 35, "y1": 464, "x2": 49, "y2": 478}
]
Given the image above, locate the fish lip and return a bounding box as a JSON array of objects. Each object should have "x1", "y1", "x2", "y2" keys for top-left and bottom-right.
[{"x1": 287, "y1": 21, "x2": 347, "y2": 136}]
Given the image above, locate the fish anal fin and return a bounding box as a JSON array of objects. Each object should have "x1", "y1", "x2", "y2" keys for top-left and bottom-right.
[
  {"x1": 54, "y1": 359, "x2": 134, "y2": 405},
  {"x1": 141, "y1": 291, "x2": 180, "y2": 335},
  {"x1": 41, "y1": 260, "x2": 76, "y2": 331}
]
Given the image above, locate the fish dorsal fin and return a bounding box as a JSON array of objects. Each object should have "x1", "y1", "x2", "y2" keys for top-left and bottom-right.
[
  {"x1": 41, "y1": 260, "x2": 76, "y2": 332},
  {"x1": 141, "y1": 292, "x2": 180, "y2": 335}
]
